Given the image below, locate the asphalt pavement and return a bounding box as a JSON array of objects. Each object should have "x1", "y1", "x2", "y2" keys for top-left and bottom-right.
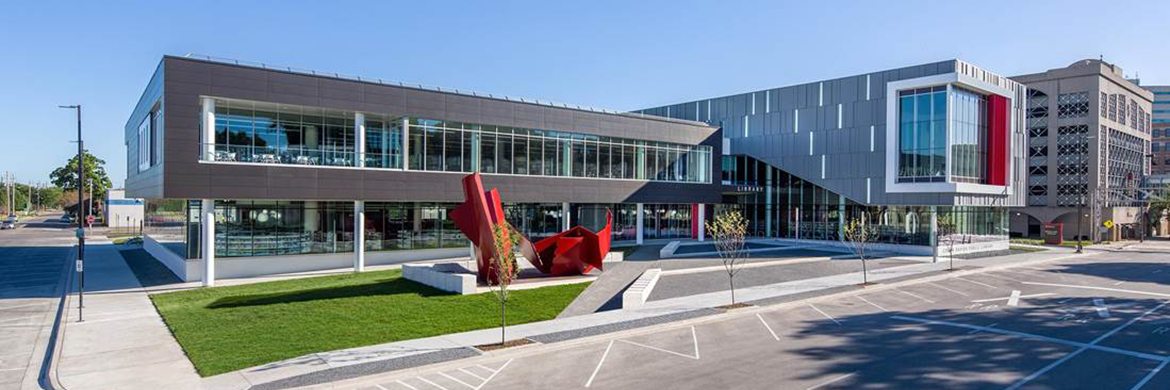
[
  {"x1": 321, "y1": 240, "x2": 1170, "y2": 390},
  {"x1": 0, "y1": 213, "x2": 75, "y2": 390}
]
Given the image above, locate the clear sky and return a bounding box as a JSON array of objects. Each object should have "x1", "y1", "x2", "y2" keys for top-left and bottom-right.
[{"x1": 2, "y1": 0, "x2": 1167, "y2": 187}]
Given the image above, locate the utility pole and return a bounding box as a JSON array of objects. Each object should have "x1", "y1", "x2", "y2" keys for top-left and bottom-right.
[{"x1": 60, "y1": 104, "x2": 84, "y2": 322}]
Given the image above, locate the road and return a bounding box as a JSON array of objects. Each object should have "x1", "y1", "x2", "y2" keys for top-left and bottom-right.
[
  {"x1": 327, "y1": 241, "x2": 1170, "y2": 390},
  {"x1": 0, "y1": 213, "x2": 76, "y2": 390}
]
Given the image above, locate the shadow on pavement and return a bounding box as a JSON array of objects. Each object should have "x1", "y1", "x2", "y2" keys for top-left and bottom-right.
[
  {"x1": 1052, "y1": 262, "x2": 1170, "y2": 287},
  {"x1": 787, "y1": 296, "x2": 1170, "y2": 389}
]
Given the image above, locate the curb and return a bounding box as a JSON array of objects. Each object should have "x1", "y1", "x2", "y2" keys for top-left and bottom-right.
[{"x1": 37, "y1": 244, "x2": 77, "y2": 390}]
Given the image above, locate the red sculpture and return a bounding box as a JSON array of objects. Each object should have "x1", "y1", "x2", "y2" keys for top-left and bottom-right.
[{"x1": 451, "y1": 173, "x2": 611, "y2": 283}]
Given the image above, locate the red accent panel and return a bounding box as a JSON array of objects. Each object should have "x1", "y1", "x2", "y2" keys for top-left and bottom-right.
[
  {"x1": 986, "y1": 94, "x2": 1010, "y2": 186},
  {"x1": 451, "y1": 173, "x2": 611, "y2": 282},
  {"x1": 691, "y1": 204, "x2": 700, "y2": 239}
]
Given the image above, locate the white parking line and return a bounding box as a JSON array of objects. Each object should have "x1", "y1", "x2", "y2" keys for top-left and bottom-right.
[
  {"x1": 855, "y1": 295, "x2": 889, "y2": 312},
  {"x1": 806, "y1": 372, "x2": 856, "y2": 390},
  {"x1": 473, "y1": 359, "x2": 512, "y2": 390},
  {"x1": 1094, "y1": 299, "x2": 1111, "y2": 318},
  {"x1": 758, "y1": 313, "x2": 779, "y2": 341},
  {"x1": 374, "y1": 384, "x2": 391, "y2": 390},
  {"x1": 584, "y1": 341, "x2": 614, "y2": 388},
  {"x1": 458, "y1": 368, "x2": 485, "y2": 381},
  {"x1": 438, "y1": 372, "x2": 475, "y2": 389},
  {"x1": 1008, "y1": 290, "x2": 1022, "y2": 307},
  {"x1": 396, "y1": 380, "x2": 420, "y2": 390},
  {"x1": 897, "y1": 289, "x2": 936, "y2": 304},
  {"x1": 1021, "y1": 282, "x2": 1170, "y2": 298},
  {"x1": 808, "y1": 304, "x2": 841, "y2": 325},
  {"x1": 967, "y1": 323, "x2": 997, "y2": 334},
  {"x1": 1003, "y1": 300, "x2": 1170, "y2": 390},
  {"x1": 415, "y1": 376, "x2": 449, "y2": 390},
  {"x1": 927, "y1": 282, "x2": 970, "y2": 297},
  {"x1": 1131, "y1": 359, "x2": 1170, "y2": 390},
  {"x1": 955, "y1": 277, "x2": 998, "y2": 289},
  {"x1": 980, "y1": 273, "x2": 1024, "y2": 283},
  {"x1": 617, "y1": 326, "x2": 700, "y2": 360}
]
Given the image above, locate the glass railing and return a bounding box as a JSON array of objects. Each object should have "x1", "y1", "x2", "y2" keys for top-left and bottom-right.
[{"x1": 201, "y1": 143, "x2": 401, "y2": 169}]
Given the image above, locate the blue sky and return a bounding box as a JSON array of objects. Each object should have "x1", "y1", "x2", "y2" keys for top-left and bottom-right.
[{"x1": 2, "y1": 0, "x2": 1166, "y2": 187}]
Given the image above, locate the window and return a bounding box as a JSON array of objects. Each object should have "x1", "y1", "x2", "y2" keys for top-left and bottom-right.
[
  {"x1": 1057, "y1": 92, "x2": 1089, "y2": 118},
  {"x1": 950, "y1": 87, "x2": 989, "y2": 183},
  {"x1": 137, "y1": 112, "x2": 152, "y2": 171},
  {"x1": 896, "y1": 86, "x2": 947, "y2": 183}
]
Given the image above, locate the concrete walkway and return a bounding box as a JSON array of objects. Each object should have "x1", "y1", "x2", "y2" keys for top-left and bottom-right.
[{"x1": 54, "y1": 243, "x2": 226, "y2": 390}]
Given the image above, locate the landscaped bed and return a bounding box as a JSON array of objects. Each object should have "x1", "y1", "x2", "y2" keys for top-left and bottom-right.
[{"x1": 150, "y1": 269, "x2": 589, "y2": 377}]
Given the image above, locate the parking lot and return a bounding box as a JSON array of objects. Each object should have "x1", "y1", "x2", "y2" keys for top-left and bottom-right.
[{"x1": 336, "y1": 243, "x2": 1170, "y2": 390}]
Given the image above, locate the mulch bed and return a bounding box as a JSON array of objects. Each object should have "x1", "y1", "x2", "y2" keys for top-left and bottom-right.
[
  {"x1": 475, "y1": 338, "x2": 535, "y2": 351},
  {"x1": 716, "y1": 302, "x2": 753, "y2": 310}
]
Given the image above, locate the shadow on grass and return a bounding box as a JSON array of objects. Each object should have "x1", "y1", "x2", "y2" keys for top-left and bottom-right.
[
  {"x1": 786, "y1": 295, "x2": 1170, "y2": 389},
  {"x1": 206, "y1": 277, "x2": 452, "y2": 309}
]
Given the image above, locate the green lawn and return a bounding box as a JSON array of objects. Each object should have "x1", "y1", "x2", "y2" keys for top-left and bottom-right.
[
  {"x1": 1009, "y1": 245, "x2": 1048, "y2": 253},
  {"x1": 150, "y1": 270, "x2": 589, "y2": 377},
  {"x1": 1009, "y1": 238, "x2": 1094, "y2": 248}
]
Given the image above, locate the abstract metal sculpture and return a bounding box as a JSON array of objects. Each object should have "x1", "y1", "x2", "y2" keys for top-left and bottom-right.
[{"x1": 451, "y1": 173, "x2": 610, "y2": 283}]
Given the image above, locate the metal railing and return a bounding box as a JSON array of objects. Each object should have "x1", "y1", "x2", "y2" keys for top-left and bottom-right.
[{"x1": 200, "y1": 143, "x2": 402, "y2": 169}]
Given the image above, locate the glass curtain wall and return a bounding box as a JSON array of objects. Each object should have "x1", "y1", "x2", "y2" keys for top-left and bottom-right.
[
  {"x1": 951, "y1": 87, "x2": 989, "y2": 183},
  {"x1": 571, "y1": 203, "x2": 640, "y2": 242},
  {"x1": 212, "y1": 99, "x2": 358, "y2": 167},
  {"x1": 897, "y1": 86, "x2": 948, "y2": 183},
  {"x1": 365, "y1": 114, "x2": 404, "y2": 169}
]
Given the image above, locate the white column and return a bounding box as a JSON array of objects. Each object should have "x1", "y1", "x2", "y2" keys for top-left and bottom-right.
[
  {"x1": 562, "y1": 202, "x2": 571, "y2": 231},
  {"x1": 201, "y1": 199, "x2": 215, "y2": 287},
  {"x1": 201, "y1": 98, "x2": 215, "y2": 160},
  {"x1": 354, "y1": 201, "x2": 365, "y2": 272},
  {"x1": 765, "y1": 168, "x2": 773, "y2": 237},
  {"x1": 636, "y1": 203, "x2": 645, "y2": 244},
  {"x1": 697, "y1": 204, "x2": 706, "y2": 242},
  {"x1": 930, "y1": 206, "x2": 939, "y2": 263},
  {"x1": 401, "y1": 118, "x2": 410, "y2": 170},
  {"x1": 355, "y1": 112, "x2": 366, "y2": 168}
]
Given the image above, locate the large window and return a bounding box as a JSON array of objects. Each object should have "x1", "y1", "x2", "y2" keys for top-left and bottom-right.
[
  {"x1": 950, "y1": 87, "x2": 989, "y2": 183},
  {"x1": 204, "y1": 98, "x2": 712, "y2": 184},
  {"x1": 897, "y1": 86, "x2": 947, "y2": 183}
]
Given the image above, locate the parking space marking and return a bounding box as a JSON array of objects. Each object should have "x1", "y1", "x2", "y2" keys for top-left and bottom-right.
[
  {"x1": 807, "y1": 304, "x2": 841, "y2": 325},
  {"x1": 395, "y1": 380, "x2": 420, "y2": 390},
  {"x1": 806, "y1": 372, "x2": 855, "y2": 390},
  {"x1": 618, "y1": 326, "x2": 700, "y2": 360},
  {"x1": 966, "y1": 323, "x2": 997, "y2": 334},
  {"x1": 1094, "y1": 299, "x2": 1111, "y2": 318},
  {"x1": 415, "y1": 376, "x2": 450, "y2": 390},
  {"x1": 438, "y1": 372, "x2": 475, "y2": 389},
  {"x1": 971, "y1": 293, "x2": 1055, "y2": 304},
  {"x1": 1131, "y1": 359, "x2": 1170, "y2": 390},
  {"x1": 1022, "y1": 282, "x2": 1170, "y2": 298},
  {"x1": 458, "y1": 368, "x2": 485, "y2": 381},
  {"x1": 955, "y1": 277, "x2": 999, "y2": 289},
  {"x1": 1002, "y1": 300, "x2": 1170, "y2": 390},
  {"x1": 757, "y1": 313, "x2": 780, "y2": 341},
  {"x1": 891, "y1": 315, "x2": 1167, "y2": 361},
  {"x1": 926, "y1": 282, "x2": 970, "y2": 296},
  {"x1": 980, "y1": 272, "x2": 1025, "y2": 284},
  {"x1": 897, "y1": 289, "x2": 936, "y2": 304},
  {"x1": 1008, "y1": 290, "x2": 1021, "y2": 306},
  {"x1": 855, "y1": 295, "x2": 889, "y2": 312},
  {"x1": 584, "y1": 340, "x2": 614, "y2": 388}
]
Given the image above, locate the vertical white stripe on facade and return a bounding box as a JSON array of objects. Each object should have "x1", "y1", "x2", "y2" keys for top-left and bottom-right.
[
  {"x1": 819, "y1": 82, "x2": 824, "y2": 106},
  {"x1": 809, "y1": 132, "x2": 814, "y2": 155},
  {"x1": 743, "y1": 115, "x2": 749, "y2": 138},
  {"x1": 794, "y1": 109, "x2": 799, "y2": 133},
  {"x1": 765, "y1": 90, "x2": 771, "y2": 113},
  {"x1": 821, "y1": 155, "x2": 826, "y2": 179},
  {"x1": 695, "y1": 101, "x2": 701, "y2": 121},
  {"x1": 666, "y1": 106, "x2": 671, "y2": 118},
  {"x1": 751, "y1": 94, "x2": 756, "y2": 115},
  {"x1": 870, "y1": 125, "x2": 875, "y2": 152},
  {"x1": 866, "y1": 75, "x2": 871, "y2": 100},
  {"x1": 707, "y1": 100, "x2": 712, "y2": 121},
  {"x1": 837, "y1": 104, "x2": 843, "y2": 129},
  {"x1": 866, "y1": 178, "x2": 871, "y2": 203}
]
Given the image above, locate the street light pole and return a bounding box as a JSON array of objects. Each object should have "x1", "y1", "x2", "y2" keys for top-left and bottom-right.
[{"x1": 60, "y1": 104, "x2": 84, "y2": 322}]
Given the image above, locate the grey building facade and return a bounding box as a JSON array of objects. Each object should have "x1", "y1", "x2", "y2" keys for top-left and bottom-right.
[
  {"x1": 636, "y1": 59, "x2": 1026, "y2": 255},
  {"x1": 1146, "y1": 85, "x2": 1170, "y2": 175},
  {"x1": 125, "y1": 55, "x2": 722, "y2": 283},
  {"x1": 1009, "y1": 59, "x2": 1153, "y2": 240}
]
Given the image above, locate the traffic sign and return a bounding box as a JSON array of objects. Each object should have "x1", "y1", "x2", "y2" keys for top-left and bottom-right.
[
  {"x1": 86, "y1": 215, "x2": 94, "y2": 225},
  {"x1": 1103, "y1": 220, "x2": 1114, "y2": 229}
]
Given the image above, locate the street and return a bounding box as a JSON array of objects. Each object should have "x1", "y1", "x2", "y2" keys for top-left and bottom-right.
[
  {"x1": 327, "y1": 242, "x2": 1170, "y2": 390},
  {"x1": 0, "y1": 214, "x2": 75, "y2": 390}
]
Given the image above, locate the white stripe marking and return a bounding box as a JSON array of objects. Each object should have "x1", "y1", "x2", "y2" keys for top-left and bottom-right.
[
  {"x1": 1094, "y1": 298, "x2": 1111, "y2": 318},
  {"x1": 967, "y1": 323, "x2": 998, "y2": 334},
  {"x1": 758, "y1": 313, "x2": 780, "y2": 341},
  {"x1": 415, "y1": 376, "x2": 449, "y2": 390},
  {"x1": 928, "y1": 282, "x2": 970, "y2": 296},
  {"x1": 474, "y1": 365, "x2": 497, "y2": 374},
  {"x1": 439, "y1": 372, "x2": 476, "y2": 389},
  {"x1": 806, "y1": 372, "x2": 856, "y2": 390},
  {"x1": 474, "y1": 359, "x2": 511, "y2": 390},
  {"x1": 374, "y1": 384, "x2": 391, "y2": 390},
  {"x1": 584, "y1": 341, "x2": 614, "y2": 387},
  {"x1": 855, "y1": 295, "x2": 889, "y2": 312},
  {"x1": 1022, "y1": 282, "x2": 1170, "y2": 298},
  {"x1": 808, "y1": 304, "x2": 841, "y2": 325},
  {"x1": 459, "y1": 368, "x2": 486, "y2": 381},
  {"x1": 898, "y1": 289, "x2": 936, "y2": 304},
  {"x1": 1008, "y1": 290, "x2": 1022, "y2": 307},
  {"x1": 396, "y1": 379, "x2": 421, "y2": 390},
  {"x1": 956, "y1": 277, "x2": 998, "y2": 289},
  {"x1": 980, "y1": 273, "x2": 1024, "y2": 283},
  {"x1": 617, "y1": 328, "x2": 700, "y2": 360},
  {"x1": 692, "y1": 326, "x2": 700, "y2": 360},
  {"x1": 1130, "y1": 359, "x2": 1170, "y2": 390},
  {"x1": 1003, "y1": 301, "x2": 1170, "y2": 390}
]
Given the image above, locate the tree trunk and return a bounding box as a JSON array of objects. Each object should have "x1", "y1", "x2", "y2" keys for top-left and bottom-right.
[
  {"x1": 501, "y1": 300, "x2": 506, "y2": 345},
  {"x1": 861, "y1": 249, "x2": 868, "y2": 284},
  {"x1": 729, "y1": 275, "x2": 736, "y2": 304}
]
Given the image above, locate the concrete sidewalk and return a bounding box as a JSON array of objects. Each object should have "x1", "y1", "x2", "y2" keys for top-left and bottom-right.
[{"x1": 54, "y1": 243, "x2": 228, "y2": 390}]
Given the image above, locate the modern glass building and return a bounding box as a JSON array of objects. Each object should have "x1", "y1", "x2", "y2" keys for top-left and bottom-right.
[
  {"x1": 636, "y1": 59, "x2": 1026, "y2": 255},
  {"x1": 126, "y1": 55, "x2": 721, "y2": 284}
]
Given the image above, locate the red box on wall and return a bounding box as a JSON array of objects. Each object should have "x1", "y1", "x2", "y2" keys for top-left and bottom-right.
[{"x1": 1042, "y1": 223, "x2": 1063, "y2": 245}]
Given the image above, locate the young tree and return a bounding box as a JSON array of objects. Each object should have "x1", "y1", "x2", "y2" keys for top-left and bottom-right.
[
  {"x1": 936, "y1": 214, "x2": 958, "y2": 271},
  {"x1": 488, "y1": 222, "x2": 522, "y2": 345},
  {"x1": 843, "y1": 216, "x2": 877, "y2": 285},
  {"x1": 706, "y1": 209, "x2": 749, "y2": 305}
]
